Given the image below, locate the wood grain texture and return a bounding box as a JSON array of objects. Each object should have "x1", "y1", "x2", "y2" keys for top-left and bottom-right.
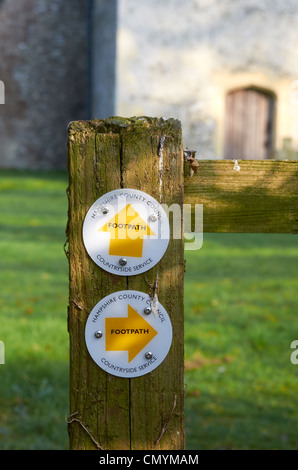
[
  {"x1": 67, "y1": 123, "x2": 129, "y2": 450},
  {"x1": 184, "y1": 159, "x2": 298, "y2": 233},
  {"x1": 121, "y1": 123, "x2": 185, "y2": 450},
  {"x1": 67, "y1": 117, "x2": 184, "y2": 450}
]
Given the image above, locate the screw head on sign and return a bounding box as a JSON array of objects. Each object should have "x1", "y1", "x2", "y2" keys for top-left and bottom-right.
[
  {"x1": 144, "y1": 307, "x2": 152, "y2": 315},
  {"x1": 94, "y1": 331, "x2": 103, "y2": 339},
  {"x1": 119, "y1": 258, "x2": 127, "y2": 266},
  {"x1": 145, "y1": 352, "x2": 153, "y2": 360},
  {"x1": 102, "y1": 207, "x2": 109, "y2": 215},
  {"x1": 149, "y1": 214, "x2": 157, "y2": 222}
]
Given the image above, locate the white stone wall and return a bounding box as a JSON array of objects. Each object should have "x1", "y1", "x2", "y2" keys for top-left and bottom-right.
[{"x1": 116, "y1": 0, "x2": 298, "y2": 158}]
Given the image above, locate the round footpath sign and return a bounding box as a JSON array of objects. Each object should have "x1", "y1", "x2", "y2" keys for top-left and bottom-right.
[
  {"x1": 85, "y1": 290, "x2": 173, "y2": 378},
  {"x1": 82, "y1": 189, "x2": 170, "y2": 276}
]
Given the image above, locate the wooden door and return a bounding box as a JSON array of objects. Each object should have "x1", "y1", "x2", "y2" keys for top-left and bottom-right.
[{"x1": 224, "y1": 88, "x2": 275, "y2": 159}]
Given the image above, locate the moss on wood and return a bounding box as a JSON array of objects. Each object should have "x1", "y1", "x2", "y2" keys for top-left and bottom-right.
[{"x1": 67, "y1": 117, "x2": 184, "y2": 450}]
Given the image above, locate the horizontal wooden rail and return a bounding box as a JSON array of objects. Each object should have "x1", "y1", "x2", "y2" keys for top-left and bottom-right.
[{"x1": 184, "y1": 160, "x2": 298, "y2": 233}]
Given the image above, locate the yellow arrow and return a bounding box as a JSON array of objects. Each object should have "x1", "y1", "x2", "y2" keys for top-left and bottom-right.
[
  {"x1": 98, "y1": 204, "x2": 155, "y2": 258},
  {"x1": 105, "y1": 304, "x2": 158, "y2": 362}
]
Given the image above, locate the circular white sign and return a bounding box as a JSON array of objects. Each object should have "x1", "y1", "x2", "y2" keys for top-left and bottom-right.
[
  {"x1": 82, "y1": 189, "x2": 170, "y2": 276},
  {"x1": 85, "y1": 290, "x2": 173, "y2": 378}
]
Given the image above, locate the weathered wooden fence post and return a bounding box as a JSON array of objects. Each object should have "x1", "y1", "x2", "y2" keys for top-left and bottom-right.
[{"x1": 67, "y1": 117, "x2": 184, "y2": 450}]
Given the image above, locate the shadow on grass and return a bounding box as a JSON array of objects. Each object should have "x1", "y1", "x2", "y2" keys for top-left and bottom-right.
[
  {"x1": 0, "y1": 224, "x2": 67, "y2": 244},
  {"x1": 0, "y1": 359, "x2": 69, "y2": 450},
  {"x1": 185, "y1": 392, "x2": 297, "y2": 450}
]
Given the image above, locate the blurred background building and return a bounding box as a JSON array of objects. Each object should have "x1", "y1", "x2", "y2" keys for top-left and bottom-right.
[
  {"x1": 0, "y1": 0, "x2": 117, "y2": 169},
  {"x1": 1, "y1": 0, "x2": 298, "y2": 168},
  {"x1": 117, "y1": 0, "x2": 298, "y2": 161}
]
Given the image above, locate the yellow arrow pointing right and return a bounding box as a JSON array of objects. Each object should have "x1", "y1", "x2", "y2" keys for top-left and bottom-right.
[{"x1": 105, "y1": 305, "x2": 158, "y2": 362}]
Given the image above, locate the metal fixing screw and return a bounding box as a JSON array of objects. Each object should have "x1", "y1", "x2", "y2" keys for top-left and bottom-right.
[
  {"x1": 149, "y1": 213, "x2": 157, "y2": 222},
  {"x1": 144, "y1": 307, "x2": 152, "y2": 315},
  {"x1": 94, "y1": 331, "x2": 103, "y2": 339},
  {"x1": 145, "y1": 352, "x2": 153, "y2": 360},
  {"x1": 119, "y1": 258, "x2": 127, "y2": 266},
  {"x1": 101, "y1": 206, "x2": 109, "y2": 215}
]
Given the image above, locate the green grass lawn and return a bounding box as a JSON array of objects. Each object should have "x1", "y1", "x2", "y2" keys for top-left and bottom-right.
[
  {"x1": 0, "y1": 170, "x2": 297, "y2": 450},
  {"x1": 184, "y1": 234, "x2": 298, "y2": 449},
  {"x1": 0, "y1": 170, "x2": 69, "y2": 449}
]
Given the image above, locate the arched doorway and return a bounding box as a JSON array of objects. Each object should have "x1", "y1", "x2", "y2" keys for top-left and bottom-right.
[{"x1": 224, "y1": 87, "x2": 276, "y2": 159}]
